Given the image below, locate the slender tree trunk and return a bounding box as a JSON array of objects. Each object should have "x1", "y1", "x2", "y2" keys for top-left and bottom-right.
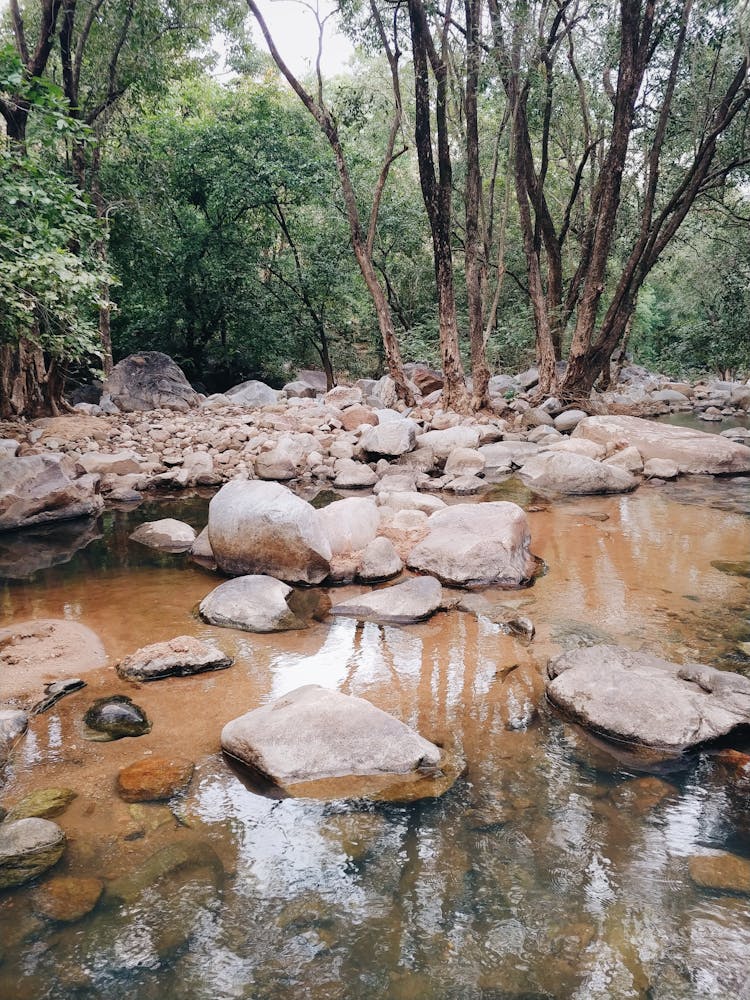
[
  {"x1": 408, "y1": 0, "x2": 469, "y2": 412},
  {"x1": 465, "y1": 0, "x2": 490, "y2": 410}
]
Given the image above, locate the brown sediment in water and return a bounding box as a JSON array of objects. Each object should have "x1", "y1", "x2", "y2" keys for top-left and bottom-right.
[{"x1": 0, "y1": 485, "x2": 749, "y2": 998}]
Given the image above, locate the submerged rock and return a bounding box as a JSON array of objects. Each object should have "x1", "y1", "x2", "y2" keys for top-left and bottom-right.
[
  {"x1": 82, "y1": 695, "x2": 151, "y2": 741},
  {"x1": 6, "y1": 788, "x2": 76, "y2": 822},
  {"x1": 0, "y1": 708, "x2": 28, "y2": 764},
  {"x1": 128, "y1": 518, "x2": 196, "y2": 552},
  {"x1": 31, "y1": 876, "x2": 103, "y2": 923},
  {"x1": 117, "y1": 757, "x2": 195, "y2": 803},
  {"x1": 116, "y1": 636, "x2": 232, "y2": 681},
  {"x1": 104, "y1": 838, "x2": 223, "y2": 907},
  {"x1": 0, "y1": 818, "x2": 66, "y2": 889},
  {"x1": 688, "y1": 852, "x2": 750, "y2": 894},
  {"x1": 199, "y1": 575, "x2": 311, "y2": 633},
  {"x1": 221, "y1": 684, "x2": 442, "y2": 787},
  {"x1": 330, "y1": 576, "x2": 443, "y2": 624},
  {"x1": 407, "y1": 501, "x2": 538, "y2": 588},
  {"x1": 208, "y1": 480, "x2": 332, "y2": 584},
  {"x1": 546, "y1": 645, "x2": 750, "y2": 752}
]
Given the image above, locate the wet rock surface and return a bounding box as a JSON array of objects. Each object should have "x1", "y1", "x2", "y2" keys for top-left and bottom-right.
[
  {"x1": 688, "y1": 852, "x2": 750, "y2": 894},
  {"x1": 5, "y1": 788, "x2": 77, "y2": 821},
  {"x1": 82, "y1": 696, "x2": 151, "y2": 741},
  {"x1": 0, "y1": 818, "x2": 66, "y2": 889},
  {"x1": 199, "y1": 575, "x2": 310, "y2": 633},
  {"x1": 30, "y1": 876, "x2": 103, "y2": 923},
  {"x1": 221, "y1": 684, "x2": 443, "y2": 787},
  {"x1": 116, "y1": 636, "x2": 232, "y2": 681},
  {"x1": 330, "y1": 576, "x2": 444, "y2": 624},
  {"x1": 547, "y1": 645, "x2": 750, "y2": 751},
  {"x1": 116, "y1": 757, "x2": 195, "y2": 803}
]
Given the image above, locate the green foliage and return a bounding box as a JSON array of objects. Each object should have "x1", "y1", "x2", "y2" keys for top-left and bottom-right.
[{"x1": 0, "y1": 46, "x2": 109, "y2": 364}]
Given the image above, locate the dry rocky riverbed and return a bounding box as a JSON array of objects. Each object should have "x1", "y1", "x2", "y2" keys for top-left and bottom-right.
[{"x1": 1, "y1": 354, "x2": 750, "y2": 998}]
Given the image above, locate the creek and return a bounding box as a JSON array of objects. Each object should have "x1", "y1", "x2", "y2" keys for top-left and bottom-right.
[{"x1": 1, "y1": 477, "x2": 749, "y2": 999}]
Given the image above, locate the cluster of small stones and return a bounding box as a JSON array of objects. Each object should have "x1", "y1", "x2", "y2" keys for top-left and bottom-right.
[{"x1": 0, "y1": 364, "x2": 747, "y2": 510}]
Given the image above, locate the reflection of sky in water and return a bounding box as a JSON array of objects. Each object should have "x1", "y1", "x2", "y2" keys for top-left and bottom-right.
[{"x1": 267, "y1": 619, "x2": 356, "y2": 699}]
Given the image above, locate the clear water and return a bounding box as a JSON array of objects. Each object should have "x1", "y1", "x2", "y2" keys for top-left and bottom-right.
[{"x1": 1, "y1": 482, "x2": 750, "y2": 999}]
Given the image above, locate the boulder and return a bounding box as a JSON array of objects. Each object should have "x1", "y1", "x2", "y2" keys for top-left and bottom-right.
[
  {"x1": 282, "y1": 380, "x2": 316, "y2": 399},
  {"x1": 553, "y1": 409, "x2": 588, "y2": 433},
  {"x1": 546, "y1": 438, "x2": 606, "y2": 460},
  {"x1": 444, "y1": 447, "x2": 486, "y2": 477},
  {"x1": 331, "y1": 576, "x2": 443, "y2": 624},
  {"x1": 652, "y1": 389, "x2": 690, "y2": 404},
  {"x1": 416, "y1": 426, "x2": 481, "y2": 460},
  {"x1": 224, "y1": 379, "x2": 280, "y2": 407},
  {"x1": 546, "y1": 645, "x2": 750, "y2": 751},
  {"x1": 129, "y1": 518, "x2": 196, "y2": 552},
  {"x1": 356, "y1": 537, "x2": 403, "y2": 582},
  {"x1": 6, "y1": 788, "x2": 76, "y2": 821},
  {"x1": 518, "y1": 452, "x2": 638, "y2": 495},
  {"x1": 78, "y1": 451, "x2": 143, "y2": 476},
  {"x1": 0, "y1": 438, "x2": 20, "y2": 457},
  {"x1": 117, "y1": 757, "x2": 195, "y2": 803},
  {"x1": 0, "y1": 818, "x2": 66, "y2": 889},
  {"x1": 116, "y1": 635, "x2": 232, "y2": 681},
  {"x1": 573, "y1": 415, "x2": 750, "y2": 474},
  {"x1": 377, "y1": 491, "x2": 446, "y2": 515},
  {"x1": 316, "y1": 497, "x2": 379, "y2": 557},
  {"x1": 339, "y1": 405, "x2": 379, "y2": 432},
  {"x1": 0, "y1": 454, "x2": 103, "y2": 532},
  {"x1": 0, "y1": 708, "x2": 28, "y2": 764},
  {"x1": 221, "y1": 684, "x2": 441, "y2": 786},
  {"x1": 256, "y1": 438, "x2": 304, "y2": 480},
  {"x1": 189, "y1": 526, "x2": 214, "y2": 562},
  {"x1": 103, "y1": 352, "x2": 199, "y2": 412},
  {"x1": 324, "y1": 385, "x2": 363, "y2": 408},
  {"x1": 332, "y1": 458, "x2": 378, "y2": 489},
  {"x1": 360, "y1": 420, "x2": 418, "y2": 457},
  {"x1": 199, "y1": 575, "x2": 310, "y2": 632},
  {"x1": 208, "y1": 480, "x2": 331, "y2": 584},
  {"x1": 643, "y1": 457, "x2": 679, "y2": 480},
  {"x1": 407, "y1": 502, "x2": 537, "y2": 588},
  {"x1": 480, "y1": 441, "x2": 541, "y2": 470},
  {"x1": 603, "y1": 446, "x2": 644, "y2": 474}
]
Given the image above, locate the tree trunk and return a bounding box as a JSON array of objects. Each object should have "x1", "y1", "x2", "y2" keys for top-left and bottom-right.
[
  {"x1": 408, "y1": 0, "x2": 469, "y2": 413},
  {"x1": 465, "y1": 0, "x2": 490, "y2": 410},
  {"x1": 0, "y1": 340, "x2": 65, "y2": 418}
]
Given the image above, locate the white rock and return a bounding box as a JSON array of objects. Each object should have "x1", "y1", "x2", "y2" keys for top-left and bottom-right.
[{"x1": 316, "y1": 497, "x2": 380, "y2": 557}]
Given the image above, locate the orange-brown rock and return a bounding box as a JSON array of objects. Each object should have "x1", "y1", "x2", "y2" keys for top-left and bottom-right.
[
  {"x1": 32, "y1": 876, "x2": 103, "y2": 923},
  {"x1": 116, "y1": 757, "x2": 194, "y2": 803},
  {"x1": 340, "y1": 405, "x2": 378, "y2": 432}
]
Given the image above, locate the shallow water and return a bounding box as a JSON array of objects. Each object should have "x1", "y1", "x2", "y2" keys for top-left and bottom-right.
[{"x1": 1, "y1": 481, "x2": 750, "y2": 999}]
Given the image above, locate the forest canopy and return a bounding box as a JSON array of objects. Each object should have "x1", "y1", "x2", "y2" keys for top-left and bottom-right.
[{"x1": 1, "y1": 0, "x2": 749, "y2": 416}]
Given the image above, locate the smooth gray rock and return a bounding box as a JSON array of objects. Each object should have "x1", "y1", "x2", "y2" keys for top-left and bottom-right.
[
  {"x1": 518, "y1": 451, "x2": 638, "y2": 495},
  {"x1": 416, "y1": 426, "x2": 481, "y2": 460},
  {"x1": 480, "y1": 441, "x2": 541, "y2": 469},
  {"x1": 331, "y1": 576, "x2": 442, "y2": 624},
  {"x1": 407, "y1": 501, "x2": 537, "y2": 588},
  {"x1": 316, "y1": 497, "x2": 379, "y2": 557},
  {"x1": 573, "y1": 415, "x2": 750, "y2": 474},
  {"x1": 117, "y1": 635, "x2": 232, "y2": 681},
  {"x1": 332, "y1": 458, "x2": 378, "y2": 488},
  {"x1": 221, "y1": 684, "x2": 441, "y2": 785},
  {"x1": 0, "y1": 708, "x2": 28, "y2": 764},
  {"x1": 103, "y1": 352, "x2": 199, "y2": 412},
  {"x1": 208, "y1": 480, "x2": 331, "y2": 584},
  {"x1": 0, "y1": 454, "x2": 103, "y2": 532},
  {"x1": 224, "y1": 379, "x2": 280, "y2": 407},
  {"x1": 78, "y1": 451, "x2": 143, "y2": 476},
  {"x1": 199, "y1": 575, "x2": 308, "y2": 632},
  {"x1": 356, "y1": 537, "x2": 403, "y2": 582},
  {"x1": 547, "y1": 645, "x2": 750, "y2": 751},
  {"x1": 0, "y1": 818, "x2": 66, "y2": 889},
  {"x1": 643, "y1": 457, "x2": 679, "y2": 480},
  {"x1": 129, "y1": 518, "x2": 196, "y2": 552},
  {"x1": 360, "y1": 420, "x2": 418, "y2": 457},
  {"x1": 553, "y1": 409, "x2": 588, "y2": 433}
]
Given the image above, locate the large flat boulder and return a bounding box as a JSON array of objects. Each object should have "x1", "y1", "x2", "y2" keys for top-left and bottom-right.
[
  {"x1": 208, "y1": 481, "x2": 331, "y2": 584},
  {"x1": 546, "y1": 645, "x2": 750, "y2": 752},
  {"x1": 331, "y1": 576, "x2": 443, "y2": 624},
  {"x1": 518, "y1": 451, "x2": 638, "y2": 495},
  {"x1": 116, "y1": 636, "x2": 232, "y2": 681},
  {"x1": 573, "y1": 415, "x2": 750, "y2": 474},
  {"x1": 0, "y1": 454, "x2": 103, "y2": 532},
  {"x1": 225, "y1": 379, "x2": 280, "y2": 407},
  {"x1": 221, "y1": 684, "x2": 441, "y2": 786},
  {"x1": 407, "y1": 502, "x2": 537, "y2": 588},
  {"x1": 103, "y1": 352, "x2": 199, "y2": 412}
]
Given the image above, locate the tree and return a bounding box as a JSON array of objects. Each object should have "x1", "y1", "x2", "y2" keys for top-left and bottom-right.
[
  {"x1": 245, "y1": 0, "x2": 414, "y2": 403},
  {"x1": 489, "y1": 0, "x2": 750, "y2": 401}
]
